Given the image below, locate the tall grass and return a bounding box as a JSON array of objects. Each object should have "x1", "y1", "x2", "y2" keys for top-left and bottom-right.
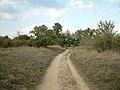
[
  {"x1": 0, "y1": 46, "x2": 65, "y2": 90},
  {"x1": 70, "y1": 46, "x2": 120, "y2": 90}
]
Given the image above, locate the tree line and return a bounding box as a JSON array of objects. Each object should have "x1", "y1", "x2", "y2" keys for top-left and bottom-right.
[{"x1": 0, "y1": 20, "x2": 120, "y2": 52}]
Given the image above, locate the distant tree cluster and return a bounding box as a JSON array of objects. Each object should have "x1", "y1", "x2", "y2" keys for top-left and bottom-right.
[
  {"x1": 77, "y1": 20, "x2": 120, "y2": 52},
  {"x1": 0, "y1": 34, "x2": 31, "y2": 48},
  {"x1": 0, "y1": 21, "x2": 120, "y2": 52}
]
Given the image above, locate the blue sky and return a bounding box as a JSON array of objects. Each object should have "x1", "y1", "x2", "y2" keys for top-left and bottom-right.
[{"x1": 0, "y1": 0, "x2": 120, "y2": 37}]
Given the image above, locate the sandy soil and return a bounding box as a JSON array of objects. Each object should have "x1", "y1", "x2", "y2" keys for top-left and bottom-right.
[{"x1": 36, "y1": 50, "x2": 90, "y2": 90}]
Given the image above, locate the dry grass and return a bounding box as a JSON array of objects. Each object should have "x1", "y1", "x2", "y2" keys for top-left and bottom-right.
[
  {"x1": 70, "y1": 46, "x2": 120, "y2": 90},
  {"x1": 0, "y1": 46, "x2": 65, "y2": 90}
]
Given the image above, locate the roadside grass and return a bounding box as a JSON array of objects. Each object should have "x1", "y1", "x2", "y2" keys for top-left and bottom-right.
[
  {"x1": 70, "y1": 46, "x2": 120, "y2": 90},
  {"x1": 0, "y1": 46, "x2": 65, "y2": 90}
]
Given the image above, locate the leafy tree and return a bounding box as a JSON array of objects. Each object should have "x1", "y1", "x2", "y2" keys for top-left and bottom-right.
[
  {"x1": 52, "y1": 23, "x2": 63, "y2": 46},
  {"x1": 30, "y1": 25, "x2": 48, "y2": 38},
  {"x1": 41, "y1": 36, "x2": 54, "y2": 47},
  {"x1": 14, "y1": 34, "x2": 30, "y2": 40},
  {"x1": 13, "y1": 34, "x2": 30, "y2": 47},
  {"x1": 63, "y1": 30, "x2": 72, "y2": 47},
  {"x1": 94, "y1": 20, "x2": 116, "y2": 51},
  {"x1": 60, "y1": 30, "x2": 77, "y2": 47},
  {"x1": 0, "y1": 36, "x2": 12, "y2": 48},
  {"x1": 53, "y1": 23, "x2": 62, "y2": 38},
  {"x1": 46, "y1": 29, "x2": 57, "y2": 43},
  {"x1": 74, "y1": 29, "x2": 83, "y2": 41},
  {"x1": 82, "y1": 28, "x2": 95, "y2": 37},
  {"x1": 30, "y1": 25, "x2": 48, "y2": 47},
  {"x1": 60, "y1": 30, "x2": 71, "y2": 47},
  {"x1": 30, "y1": 25, "x2": 57, "y2": 47},
  {"x1": 112, "y1": 34, "x2": 120, "y2": 52}
]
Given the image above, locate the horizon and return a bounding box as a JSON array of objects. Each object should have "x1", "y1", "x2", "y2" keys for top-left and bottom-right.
[{"x1": 0, "y1": 0, "x2": 120, "y2": 37}]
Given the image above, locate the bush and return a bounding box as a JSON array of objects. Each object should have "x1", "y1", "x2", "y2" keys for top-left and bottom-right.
[
  {"x1": 70, "y1": 46, "x2": 120, "y2": 90},
  {"x1": 0, "y1": 46, "x2": 65, "y2": 90}
]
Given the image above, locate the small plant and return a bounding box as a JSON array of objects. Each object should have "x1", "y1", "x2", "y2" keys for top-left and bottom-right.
[
  {"x1": 70, "y1": 46, "x2": 120, "y2": 90},
  {"x1": 0, "y1": 46, "x2": 65, "y2": 90}
]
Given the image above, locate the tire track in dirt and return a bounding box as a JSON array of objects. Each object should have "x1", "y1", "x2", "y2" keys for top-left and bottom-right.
[
  {"x1": 36, "y1": 50, "x2": 90, "y2": 90},
  {"x1": 58, "y1": 50, "x2": 79, "y2": 90}
]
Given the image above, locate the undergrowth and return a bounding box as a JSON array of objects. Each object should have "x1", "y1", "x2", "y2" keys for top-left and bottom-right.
[
  {"x1": 0, "y1": 46, "x2": 65, "y2": 90},
  {"x1": 70, "y1": 46, "x2": 120, "y2": 90}
]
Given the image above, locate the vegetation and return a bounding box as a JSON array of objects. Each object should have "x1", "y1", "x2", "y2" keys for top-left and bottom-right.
[
  {"x1": 70, "y1": 46, "x2": 120, "y2": 90},
  {"x1": 94, "y1": 21, "x2": 116, "y2": 51},
  {"x1": 0, "y1": 20, "x2": 120, "y2": 51},
  {"x1": 0, "y1": 46, "x2": 65, "y2": 90},
  {"x1": 0, "y1": 20, "x2": 120, "y2": 90}
]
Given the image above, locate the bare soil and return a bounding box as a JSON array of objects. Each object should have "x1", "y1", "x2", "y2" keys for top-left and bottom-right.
[{"x1": 36, "y1": 50, "x2": 90, "y2": 90}]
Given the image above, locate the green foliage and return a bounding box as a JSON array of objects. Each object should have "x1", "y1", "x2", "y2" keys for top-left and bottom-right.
[
  {"x1": 0, "y1": 20, "x2": 120, "y2": 51},
  {"x1": 30, "y1": 25, "x2": 58, "y2": 47},
  {"x1": 59, "y1": 30, "x2": 79, "y2": 47},
  {"x1": 30, "y1": 25, "x2": 48, "y2": 47},
  {"x1": 94, "y1": 20, "x2": 116, "y2": 51},
  {"x1": 53, "y1": 22, "x2": 62, "y2": 38},
  {"x1": 75, "y1": 28, "x2": 96, "y2": 47},
  {"x1": 29, "y1": 23, "x2": 64, "y2": 47},
  {"x1": 112, "y1": 34, "x2": 120, "y2": 52},
  {"x1": 31, "y1": 25, "x2": 48, "y2": 38},
  {"x1": 27, "y1": 38, "x2": 35, "y2": 47},
  {"x1": 14, "y1": 34, "x2": 30, "y2": 40},
  {"x1": 81, "y1": 28, "x2": 95, "y2": 37},
  {"x1": 12, "y1": 34, "x2": 31, "y2": 47},
  {"x1": 42, "y1": 37, "x2": 54, "y2": 47},
  {"x1": 0, "y1": 36, "x2": 12, "y2": 48}
]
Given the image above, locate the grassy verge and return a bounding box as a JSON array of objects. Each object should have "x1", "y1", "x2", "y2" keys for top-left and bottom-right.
[
  {"x1": 0, "y1": 46, "x2": 65, "y2": 90},
  {"x1": 70, "y1": 46, "x2": 120, "y2": 90}
]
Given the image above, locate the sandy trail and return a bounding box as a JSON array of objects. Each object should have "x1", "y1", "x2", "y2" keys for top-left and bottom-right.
[{"x1": 36, "y1": 50, "x2": 90, "y2": 90}]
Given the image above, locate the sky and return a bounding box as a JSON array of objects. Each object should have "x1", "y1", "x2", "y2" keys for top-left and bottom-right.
[{"x1": 0, "y1": 0, "x2": 120, "y2": 37}]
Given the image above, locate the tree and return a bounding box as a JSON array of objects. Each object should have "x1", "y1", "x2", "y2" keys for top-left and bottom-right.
[
  {"x1": 82, "y1": 28, "x2": 95, "y2": 37},
  {"x1": 94, "y1": 20, "x2": 116, "y2": 51},
  {"x1": 30, "y1": 25, "x2": 57, "y2": 47},
  {"x1": 30, "y1": 25, "x2": 48, "y2": 48},
  {"x1": 53, "y1": 23, "x2": 62, "y2": 38},
  {"x1": 30, "y1": 25, "x2": 48, "y2": 38},
  {"x1": 14, "y1": 34, "x2": 30, "y2": 40},
  {"x1": 0, "y1": 36, "x2": 12, "y2": 48},
  {"x1": 74, "y1": 29, "x2": 83, "y2": 40},
  {"x1": 60, "y1": 30, "x2": 71, "y2": 47},
  {"x1": 13, "y1": 34, "x2": 30, "y2": 47},
  {"x1": 52, "y1": 23, "x2": 63, "y2": 46}
]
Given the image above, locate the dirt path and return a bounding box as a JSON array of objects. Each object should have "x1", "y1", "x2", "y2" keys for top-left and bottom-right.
[{"x1": 36, "y1": 50, "x2": 90, "y2": 90}]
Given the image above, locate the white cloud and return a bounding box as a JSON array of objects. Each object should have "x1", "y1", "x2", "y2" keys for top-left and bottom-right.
[
  {"x1": 48, "y1": 8, "x2": 65, "y2": 18},
  {"x1": 0, "y1": 12, "x2": 12, "y2": 20},
  {"x1": 0, "y1": 0, "x2": 16, "y2": 8},
  {"x1": 21, "y1": 7, "x2": 65, "y2": 20},
  {"x1": 21, "y1": 8, "x2": 44, "y2": 20},
  {"x1": 0, "y1": 0, "x2": 67, "y2": 21},
  {"x1": 0, "y1": 0, "x2": 18, "y2": 21},
  {"x1": 24, "y1": 1, "x2": 29, "y2": 6},
  {"x1": 70, "y1": 0, "x2": 96, "y2": 9},
  {"x1": 107, "y1": 0, "x2": 120, "y2": 3}
]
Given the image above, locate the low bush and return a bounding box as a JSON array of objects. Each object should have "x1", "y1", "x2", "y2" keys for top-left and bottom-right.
[
  {"x1": 0, "y1": 46, "x2": 65, "y2": 90},
  {"x1": 70, "y1": 46, "x2": 120, "y2": 90}
]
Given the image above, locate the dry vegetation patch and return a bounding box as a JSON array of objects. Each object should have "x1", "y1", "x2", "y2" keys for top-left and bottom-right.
[
  {"x1": 0, "y1": 46, "x2": 65, "y2": 90},
  {"x1": 70, "y1": 46, "x2": 120, "y2": 90}
]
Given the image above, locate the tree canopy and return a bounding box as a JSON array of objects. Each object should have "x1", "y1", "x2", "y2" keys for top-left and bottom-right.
[{"x1": 0, "y1": 20, "x2": 120, "y2": 52}]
